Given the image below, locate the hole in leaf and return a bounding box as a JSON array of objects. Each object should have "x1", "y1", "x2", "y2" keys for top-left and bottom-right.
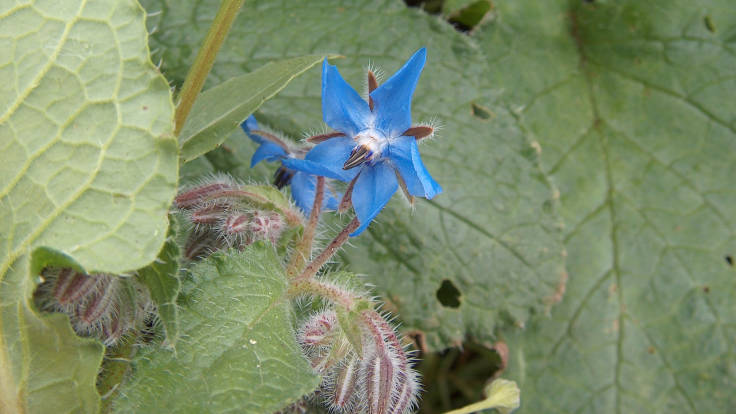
[
  {"x1": 403, "y1": 0, "x2": 443, "y2": 14},
  {"x1": 436, "y1": 279, "x2": 461, "y2": 308},
  {"x1": 471, "y1": 102, "x2": 494, "y2": 121},
  {"x1": 726, "y1": 255, "x2": 733, "y2": 266},
  {"x1": 448, "y1": 0, "x2": 493, "y2": 32}
]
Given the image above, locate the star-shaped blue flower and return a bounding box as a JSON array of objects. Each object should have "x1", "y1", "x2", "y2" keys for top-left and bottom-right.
[
  {"x1": 241, "y1": 116, "x2": 339, "y2": 214},
  {"x1": 282, "y1": 48, "x2": 441, "y2": 236}
]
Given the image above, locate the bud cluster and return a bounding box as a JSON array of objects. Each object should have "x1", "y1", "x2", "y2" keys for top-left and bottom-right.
[
  {"x1": 297, "y1": 308, "x2": 420, "y2": 414},
  {"x1": 174, "y1": 175, "x2": 289, "y2": 260},
  {"x1": 35, "y1": 268, "x2": 154, "y2": 346}
]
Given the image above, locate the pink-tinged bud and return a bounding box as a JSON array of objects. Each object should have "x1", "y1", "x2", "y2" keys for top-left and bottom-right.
[
  {"x1": 218, "y1": 213, "x2": 255, "y2": 249},
  {"x1": 190, "y1": 202, "x2": 230, "y2": 226},
  {"x1": 52, "y1": 269, "x2": 100, "y2": 306},
  {"x1": 37, "y1": 268, "x2": 155, "y2": 346},
  {"x1": 298, "y1": 310, "x2": 338, "y2": 348},
  {"x1": 363, "y1": 350, "x2": 394, "y2": 414},
  {"x1": 174, "y1": 179, "x2": 238, "y2": 210},
  {"x1": 77, "y1": 274, "x2": 117, "y2": 327},
  {"x1": 249, "y1": 211, "x2": 285, "y2": 245},
  {"x1": 328, "y1": 356, "x2": 359, "y2": 411},
  {"x1": 391, "y1": 369, "x2": 420, "y2": 414},
  {"x1": 356, "y1": 310, "x2": 420, "y2": 414},
  {"x1": 221, "y1": 213, "x2": 250, "y2": 236},
  {"x1": 297, "y1": 308, "x2": 421, "y2": 414}
]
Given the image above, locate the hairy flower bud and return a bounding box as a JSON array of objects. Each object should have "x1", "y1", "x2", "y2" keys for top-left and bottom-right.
[
  {"x1": 174, "y1": 176, "x2": 239, "y2": 210},
  {"x1": 300, "y1": 307, "x2": 420, "y2": 414},
  {"x1": 175, "y1": 175, "x2": 297, "y2": 259},
  {"x1": 52, "y1": 268, "x2": 99, "y2": 307},
  {"x1": 363, "y1": 350, "x2": 394, "y2": 414},
  {"x1": 189, "y1": 201, "x2": 231, "y2": 226},
  {"x1": 326, "y1": 355, "x2": 360, "y2": 411},
  {"x1": 76, "y1": 274, "x2": 117, "y2": 327},
  {"x1": 36, "y1": 268, "x2": 154, "y2": 346},
  {"x1": 298, "y1": 310, "x2": 338, "y2": 348},
  {"x1": 250, "y1": 211, "x2": 285, "y2": 245},
  {"x1": 357, "y1": 310, "x2": 420, "y2": 414}
]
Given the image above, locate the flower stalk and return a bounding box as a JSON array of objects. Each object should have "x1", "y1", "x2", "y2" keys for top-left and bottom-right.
[
  {"x1": 294, "y1": 217, "x2": 360, "y2": 281},
  {"x1": 174, "y1": 0, "x2": 245, "y2": 136},
  {"x1": 287, "y1": 176, "x2": 324, "y2": 277},
  {"x1": 288, "y1": 277, "x2": 359, "y2": 310}
]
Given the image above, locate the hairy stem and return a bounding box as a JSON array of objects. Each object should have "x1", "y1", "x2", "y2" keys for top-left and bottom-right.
[
  {"x1": 174, "y1": 0, "x2": 245, "y2": 136},
  {"x1": 294, "y1": 217, "x2": 360, "y2": 281},
  {"x1": 288, "y1": 278, "x2": 358, "y2": 310},
  {"x1": 287, "y1": 176, "x2": 324, "y2": 278}
]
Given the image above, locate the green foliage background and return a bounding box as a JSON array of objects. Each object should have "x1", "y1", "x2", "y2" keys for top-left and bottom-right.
[
  {"x1": 143, "y1": 0, "x2": 736, "y2": 411},
  {"x1": 1, "y1": 0, "x2": 734, "y2": 412}
]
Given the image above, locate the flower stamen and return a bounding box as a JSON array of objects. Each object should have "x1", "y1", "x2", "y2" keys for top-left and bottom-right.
[
  {"x1": 273, "y1": 165, "x2": 295, "y2": 189},
  {"x1": 343, "y1": 145, "x2": 372, "y2": 170}
]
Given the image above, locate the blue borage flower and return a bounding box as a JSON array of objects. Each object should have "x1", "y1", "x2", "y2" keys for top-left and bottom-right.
[
  {"x1": 241, "y1": 116, "x2": 339, "y2": 214},
  {"x1": 283, "y1": 48, "x2": 441, "y2": 236}
]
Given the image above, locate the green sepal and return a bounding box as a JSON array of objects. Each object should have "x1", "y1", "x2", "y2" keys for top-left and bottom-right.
[{"x1": 337, "y1": 307, "x2": 364, "y2": 359}]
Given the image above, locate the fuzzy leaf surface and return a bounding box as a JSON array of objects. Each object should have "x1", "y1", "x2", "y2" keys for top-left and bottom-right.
[
  {"x1": 114, "y1": 245, "x2": 320, "y2": 413},
  {"x1": 141, "y1": 0, "x2": 567, "y2": 351},
  {"x1": 0, "y1": 1, "x2": 177, "y2": 413},
  {"x1": 478, "y1": 1, "x2": 736, "y2": 412}
]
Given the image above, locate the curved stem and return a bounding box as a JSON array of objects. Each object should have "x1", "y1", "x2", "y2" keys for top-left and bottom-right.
[
  {"x1": 287, "y1": 278, "x2": 358, "y2": 310},
  {"x1": 174, "y1": 0, "x2": 246, "y2": 136},
  {"x1": 287, "y1": 176, "x2": 324, "y2": 278},
  {"x1": 294, "y1": 217, "x2": 359, "y2": 281}
]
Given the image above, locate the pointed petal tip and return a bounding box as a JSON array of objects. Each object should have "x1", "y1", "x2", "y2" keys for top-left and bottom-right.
[
  {"x1": 414, "y1": 47, "x2": 427, "y2": 60},
  {"x1": 369, "y1": 49, "x2": 427, "y2": 136},
  {"x1": 321, "y1": 58, "x2": 371, "y2": 135}
]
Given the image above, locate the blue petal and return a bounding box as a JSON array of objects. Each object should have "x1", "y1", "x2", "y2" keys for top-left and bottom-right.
[
  {"x1": 290, "y1": 171, "x2": 316, "y2": 214},
  {"x1": 324, "y1": 187, "x2": 340, "y2": 211},
  {"x1": 290, "y1": 172, "x2": 341, "y2": 214},
  {"x1": 250, "y1": 141, "x2": 287, "y2": 167},
  {"x1": 388, "y1": 136, "x2": 442, "y2": 199},
  {"x1": 322, "y1": 60, "x2": 372, "y2": 136},
  {"x1": 240, "y1": 115, "x2": 264, "y2": 144},
  {"x1": 370, "y1": 48, "x2": 426, "y2": 137},
  {"x1": 350, "y1": 162, "x2": 398, "y2": 236},
  {"x1": 283, "y1": 137, "x2": 358, "y2": 182}
]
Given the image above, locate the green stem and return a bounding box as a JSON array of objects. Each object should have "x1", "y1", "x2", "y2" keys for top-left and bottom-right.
[
  {"x1": 287, "y1": 176, "x2": 324, "y2": 278},
  {"x1": 294, "y1": 217, "x2": 360, "y2": 282},
  {"x1": 287, "y1": 278, "x2": 359, "y2": 310},
  {"x1": 174, "y1": 0, "x2": 246, "y2": 136}
]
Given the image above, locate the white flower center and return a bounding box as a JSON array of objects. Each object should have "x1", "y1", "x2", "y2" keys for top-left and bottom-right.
[{"x1": 354, "y1": 129, "x2": 387, "y2": 159}]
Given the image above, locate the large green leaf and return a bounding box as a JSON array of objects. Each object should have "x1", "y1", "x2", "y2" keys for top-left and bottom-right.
[
  {"x1": 480, "y1": 1, "x2": 736, "y2": 412},
  {"x1": 0, "y1": 1, "x2": 177, "y2": 413},
  {"x1": 113, "y1": 244, "x2": 321, "y2": 413},
  {"x1": 141, "y1": 0, "x2": 567, "y2": 351},
  {"x1": 178, "y1": 55, "x2": 327, "y2": 163}
]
